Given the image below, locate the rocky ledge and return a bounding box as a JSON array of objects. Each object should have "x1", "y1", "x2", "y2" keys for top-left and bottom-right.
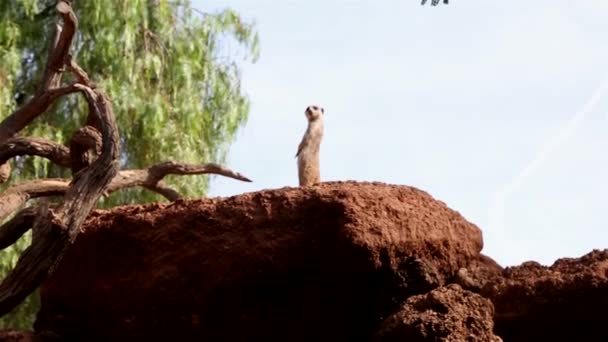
[{"x1": 7, "y1": 181, "x2": 607, "y2": 341}]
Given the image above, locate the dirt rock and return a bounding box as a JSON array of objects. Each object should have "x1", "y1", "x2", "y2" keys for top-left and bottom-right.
[
  {"x1": 485, "y1": 249, "x2": 608, "y2": 342},
  {"x1": 374, "y1": 284, "x2": 502, "y2": 342},
  {"x1": 454, "y1": 253, "x2": 504, "y2": 293},
  {"x1": 0, "y1": 330, "x2": 31, "y2": 342},
  {"x1": 34, "y1": 181, "x2": 483, "y2": 341}
]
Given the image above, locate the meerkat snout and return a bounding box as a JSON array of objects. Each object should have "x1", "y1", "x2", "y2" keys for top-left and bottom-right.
[
  {"x1": 305, "y1": 105, "x2": 324, "y2": 122},
  {"x1": 296, "y1": 104, "x2": 325, "y2": 186}
]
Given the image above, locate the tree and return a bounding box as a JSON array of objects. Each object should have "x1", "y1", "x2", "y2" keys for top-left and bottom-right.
[
  {"x1": 1, "y1": 0, "x2": 259, "y2": 206},
  {"x1": 0, "y1": 0, "x2": 256, "y2": 328}
]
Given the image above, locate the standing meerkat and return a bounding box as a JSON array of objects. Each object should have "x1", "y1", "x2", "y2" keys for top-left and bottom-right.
[{"x1": 295, "y1": 105, "x2": 324, "y2": 186}]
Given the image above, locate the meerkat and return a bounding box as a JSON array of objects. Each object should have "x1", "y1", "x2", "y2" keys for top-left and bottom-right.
[{"x1": 295, "y1": 105, "x2": 324, "y2": 186}]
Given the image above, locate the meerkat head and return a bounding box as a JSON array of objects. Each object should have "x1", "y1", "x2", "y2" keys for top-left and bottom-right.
[{"x1": 305, "y1": 105, "x2": 324, "y2": 122}]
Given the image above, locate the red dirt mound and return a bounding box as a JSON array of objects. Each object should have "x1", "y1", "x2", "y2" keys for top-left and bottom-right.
[
  {"x1": 0, "y1": 330, "x2": 32, "y2": 342},
  {"x1": 27, "y1": 181, "x2": 608, "y2": 341},
  {"x1": 486, "y1": 249, "x2": 608, "y2": 341},
  {"x1": 374, "y1": 284, "x2": 501, "y2": 342},
  {"x1": 33, "y1": 181, "x2": 483, "y2": 341}
]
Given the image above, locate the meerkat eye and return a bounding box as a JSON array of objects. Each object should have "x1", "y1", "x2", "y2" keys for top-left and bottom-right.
[{"x1": 312, "y1": 106, "x2": 318, "y2": 111}]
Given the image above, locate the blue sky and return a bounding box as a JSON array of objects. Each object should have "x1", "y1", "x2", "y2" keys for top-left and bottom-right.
[{"x1": 192, "y1": 0, "x2": 608, "y2": 266}]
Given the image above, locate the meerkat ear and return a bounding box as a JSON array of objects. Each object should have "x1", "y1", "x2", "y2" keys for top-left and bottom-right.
[{"x1": 321, "y1": 107, "x2": 325, "y2": 114}]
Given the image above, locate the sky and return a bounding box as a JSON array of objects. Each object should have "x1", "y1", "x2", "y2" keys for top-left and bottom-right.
[{"x1": 192, "y1": 0, "x2": 608, "y2": 267}]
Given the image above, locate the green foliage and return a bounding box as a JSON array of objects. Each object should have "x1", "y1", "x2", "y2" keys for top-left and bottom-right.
[
  {"x1": 1, "y1": 0, "x2": 259, "y2": 203},
  {"x1": 0, "y1": 0, "x2": 258, "y2": 329}
]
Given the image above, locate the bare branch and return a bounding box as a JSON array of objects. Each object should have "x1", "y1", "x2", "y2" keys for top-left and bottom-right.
[
  {"x1": 0, "y1": 133, "x2": 74, "y2": 184},
  {"x1": 0, "y1": 0, "x2": 78, "y2": 144},
  {"x1": 0, "y1": 207, "x2": 37, "y2": 250},
  {"x1": 61, "y1": 84, "x2": 120, "y2": 239},
  {"x1": 0, "y1": 204, "x2": 69, "y2": 316},
  {"x1": 0, "y1": 84, "x2": 81, "y2": 144},
  {"x1": 66, "y1": 55, "x2": 92, "y2": 86},
  {"x1": 50, "y1": 1, "x2": 78, "y2": 76},
  {"x1": 0, "y1": 131, "x2": 99, "y2": 184},
  {"x1": 0, "y1": 180, "x2": 69, "y2": 222},
  {"x1": 143, "y1": 182, "x2": 182, "y2": 202},
  {"x1": 42, "y1": 23, "x2": 63, "y2": 90},
  {"x1": 0, "y1": 163, "x2": 10, "y2": 183},
  {"x1": 66, "y1": 58, "x2": 105, "y2": 160},
  {"x1": 147, "y1": 161, "x2": 253, "y2": 183},
  {"x1": 0, "y1": 81, "x2": 120, "y2": 316},
  {"x1": 0, "y1": 0, "x2": 254, "y2": 316},
  {"x1": 0, "y1": 136, "x2": 71, "y2": 168},
  {"x1": 0, "y1": 0, "x2": 118, "y2": 313},
  {"x1": 69, "y1": 125, "x2": 102, "y2": 174},
  {"x1": 0, "y1": 161, "x2": 252, "y2": 216},
  {"x1": 107, "y1": 162, "x2": 252, "y2": 199}
]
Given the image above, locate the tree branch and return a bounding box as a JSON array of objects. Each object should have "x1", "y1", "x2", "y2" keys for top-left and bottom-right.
[
  {"x1": 0, "y1": 136, "x2": 71, "y2": 168},
  {"x1": 0, "y1": 0, "x2": 78, "y2": 144},
  {"x1": 0, "y1": 161, "x2": 252, "y2": 218},
  {"x1": 61, "y1": 84, "x2": 120, "y2": 239},
  {"x1": 0, "y1": 163, "x2": 10, "y2": 183},
  {"x1": 143, "y1": 182, "x2": 182, "y2": 202},
  {"x1": 66, "y1": 55, "x2": 92, "y2": 87},
  {"x1": 69, "y1": 125, "x2": 102, "y2": 174},
  {"x1": 108, "y1": 161, "x2": 252, "y2": 199},
  {"x1": 0, "y1": 0, "x2": 116, "y2": 314},
  {"x1": 0, "y1": 204, "x2": 69, "y2": 316},
  {"x1": 0, "y1": 180, "x2": 69, "y2": 222},
  {"x1": 66, "y1": 57, "x2": 104, "y2": 174},
  {"x1": 0, "y1": 84, "x2": 81, "y2": 145},
  {"x1": 0, "y1": 207, "x2": 37, "y2": 250},
  {"x1": 0, "y1": 81, "x2": 120, "y2": 316},
  {"x1": 147, "y1": 161, "x2": 252, "y2": 183},
  {"x1": 0, "y1": 0, "x2": 255, "y2": 317}
]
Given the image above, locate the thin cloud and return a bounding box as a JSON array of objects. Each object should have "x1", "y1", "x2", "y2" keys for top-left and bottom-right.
[{"x1": 488, "y1": 74, "x2": 608, "y2": 236}]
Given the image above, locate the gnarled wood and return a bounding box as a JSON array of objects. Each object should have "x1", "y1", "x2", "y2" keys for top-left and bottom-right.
[
  {"x1": 70, "y1": 125, "x2": 102, "y2": 174},
  {"x1": 108, "y1": 161, "x2": 252, "y2": 200},
  {"x1": 0, "y1": 0, "x2": 253, "y2": 317},
  {"x1": 0, "y1": 0, "x2": 117, "y2": 316},
  {"x1": 67, "y1": 58, "x2": 102, "y2": 175},
  {"x1": 0, "y1": 136, "x2": 72, "y2": 170},
  {"x1": 0, "y1": 180, "x2": 69, "y2": 222},
  {"x1": 0, "y1": 163, "x2": 10, "y2": 183},
  {"x1": 0, "y1": 84, "x2": 81, "y2": 145},
  {"x1": 0, "y1": 162, "x2": 251, "y2": 218},
  {"x1": 0, "y1": 207, "x2": 37, "y2": 250},
  {"x1": 0, "y1": 82, "x2": 120, "y2": 316},
  {"x1": 0, "y1": 0, "x2": 78, "y2": 144}
]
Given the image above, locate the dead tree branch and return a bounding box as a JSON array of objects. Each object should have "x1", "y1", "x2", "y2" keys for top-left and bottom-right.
[
  {"x1": 0, "y1": 160, "x2": 250, "y2": 248},
  {"x1": 0, "y1": 0, "x2": 254, "y2": 316},
  {"x1": 0, "y1": 136, "x2": 72, "y2": 174},
  {"x1": 69, "y1": 125, "x2": 102, "y2": 174},
  {"x1": 0, "y1": 0, "x2": 121, "y2": 316},
  {"x1": 0, "y1": 81, "x2": 120, "y2": 316},
  {"x1": 0, "y1": 180, "x2": 69, "y2": 222},
  {"x1": 108, "y1": 161, "x2": 252, "y2": 200},
  {"x1": 0, "y1": 1, "x2": 78, "y2": 144},
  {"x1": 0, "y1": 207, "x2": 37, "y2": 250},
  {"x1": 0, "y1": 162, "x2": 251, "y2": 219}
]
